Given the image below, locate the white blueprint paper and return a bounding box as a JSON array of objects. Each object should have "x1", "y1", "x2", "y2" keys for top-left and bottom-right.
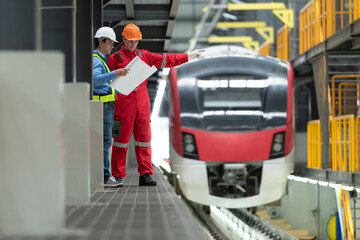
[{"x1": 110, "y1": 56, "x2": 157, "y2": 95}]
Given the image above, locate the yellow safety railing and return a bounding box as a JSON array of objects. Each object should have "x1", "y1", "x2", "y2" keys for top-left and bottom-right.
[
  {"x1": 276, "y1": 25, "x2": 290, "y2": 61},
  {"x1": 307, "y1": 119, "x2": 322, "y2": 168},
  {"x1": 299, "y1": 0, "x2": 326, "y2": 54},
  {"x1": 330, "y1": 115, "x2": 355, "y2": 172},
  {"x1": 331, "y1": 75, "x2": 360, "y2": 117},
  {"x1": 356, "y1": 116, "x2": 360, "y2": 171},
  {"x1": 258, "y1": 41, "x2": 270, "y2": 56},
  {"x1": 341, "y1": 188, "x2": 355, "y2": 240},
  {"x1": 299, "y1": 0, "x2": 360, "y2": 54},
  {"x1": 338, "y1": 83, "x2": 360, "y2": 116}
]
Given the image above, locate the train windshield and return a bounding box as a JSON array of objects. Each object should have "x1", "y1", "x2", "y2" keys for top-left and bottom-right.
[{"x1": 178, "y1": 74, "x2": 288, "y2": 131}]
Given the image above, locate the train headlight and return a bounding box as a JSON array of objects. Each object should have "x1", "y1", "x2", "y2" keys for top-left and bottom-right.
[
  {"x1": 185, "y1": 143, "x2": 195, "y2": 152},
  {"x1": 272, "y1": 143, "x2": 282, "y2": 152},
  {"x1": 269, "y1": 131, "x2": 285, "y2": 159},
  {"x1": 184, "y1": 134, "x2": 194, "y2": 144},
  {"x1": 182, "y1": 132, "x2": 199, "y2": 159},
  {"x1": 274, "y1": 134, "x2": 283, "y2": 143}
]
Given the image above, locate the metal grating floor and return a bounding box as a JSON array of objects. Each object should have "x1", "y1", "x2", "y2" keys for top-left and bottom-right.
[{"x1": 1, "y1": 167, "x2": 206, "y2": 240}]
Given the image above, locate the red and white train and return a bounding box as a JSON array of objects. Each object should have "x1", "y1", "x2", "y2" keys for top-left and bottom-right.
[{"x1": 166, "y1": 45, "x2": 295, "y2": 208}]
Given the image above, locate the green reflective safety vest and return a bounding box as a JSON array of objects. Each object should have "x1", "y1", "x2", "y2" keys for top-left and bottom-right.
[{"x1": 93, "y1": 53, "x2": 116, "y2": 102}]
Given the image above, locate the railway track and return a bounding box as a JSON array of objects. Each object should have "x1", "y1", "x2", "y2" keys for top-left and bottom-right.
[
  {"x1": 162, "y1": 166, "x2": 299, "y2": 240},
  {"x1": 184, "y1": 199, "x2": 300, "y2": 240}
]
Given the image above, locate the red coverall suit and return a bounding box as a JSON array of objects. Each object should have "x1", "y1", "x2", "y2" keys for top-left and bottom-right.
[{"x1": 107, "y1": 45, "x2": 188, "y2": 177}]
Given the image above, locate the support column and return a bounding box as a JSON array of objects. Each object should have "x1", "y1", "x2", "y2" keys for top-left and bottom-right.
[
  {"x1": 312, "y1": 54, "x2": 330, "y2": 169},
  {"x1": 76, "y1": 0, "x2": 93, "y2": 96},
  {"x1": 93, "y1": 0, "x2": 103, "y2": 35},
  {"x1": 42, "y1": 0, "x2": 75, "y2": 82},
  {"x1": 0, "y1": 0, "x2": 37, "y2": 50}
]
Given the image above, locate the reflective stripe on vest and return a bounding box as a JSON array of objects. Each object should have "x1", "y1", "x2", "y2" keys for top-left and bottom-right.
[
  {"x1": 135, "y1": 141, "x2": 151, "y2": 147},
  {"x1": 161, "y1": 53, "x2": 166, "y2": 68},
  {"x1": 93, "y1": 88, "x2": 116, "y2": 102},
  {"x1": 113, "y1": 142, "x2": 129, "y2": 148},
  {"x1": 93, "y1": 53, "x2": 116, "y2": 103}
]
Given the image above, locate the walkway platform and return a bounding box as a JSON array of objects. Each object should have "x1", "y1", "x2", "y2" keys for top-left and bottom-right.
[{"x1": 0, "y1": 167, "x2": 206, "y2": 240}]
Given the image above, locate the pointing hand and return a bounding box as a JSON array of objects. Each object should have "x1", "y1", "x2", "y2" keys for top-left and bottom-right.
[{"x1": 188, "y1": 49, "x2": 205, "y2": 60}]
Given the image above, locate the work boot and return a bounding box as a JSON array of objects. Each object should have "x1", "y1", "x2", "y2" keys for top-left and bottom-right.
[
  {"x1": 104, "y1": 176, "x2": 123, "y2": 188},
  {"x1": 139, "y1": 173, "x2": 157, "y2": 186}
]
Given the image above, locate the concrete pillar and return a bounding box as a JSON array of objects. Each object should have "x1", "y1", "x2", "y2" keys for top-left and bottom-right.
[
  {"x1": 0, "y1": 52, "x2": 65, "y2": 236},
  {"x1": 312, "y1": 54, "x2": 329, "y2": 168},
  {"x1": 90, "y1": 101, "x2": 104, "y2": 192},
  {"x1": 64, "y1": 83, "x2": 91, "y2": 205}
]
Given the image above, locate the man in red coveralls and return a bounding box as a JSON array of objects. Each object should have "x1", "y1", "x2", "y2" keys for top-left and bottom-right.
[{"x1": 107, "y1": 23, "x2": 203, "y2": 186}]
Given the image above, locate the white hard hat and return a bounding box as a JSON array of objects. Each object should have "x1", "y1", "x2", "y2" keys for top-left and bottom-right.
[{"x1": 94, "y1": 27, "x2": 118, "y2": 42}]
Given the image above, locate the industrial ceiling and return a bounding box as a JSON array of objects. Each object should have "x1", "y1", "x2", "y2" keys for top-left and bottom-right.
[{"x1": 103, "y1": 0, "x2": 210, "y2": 54}]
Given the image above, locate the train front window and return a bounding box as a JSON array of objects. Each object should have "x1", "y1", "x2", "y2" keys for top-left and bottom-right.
[{"x1": 178, "y1": 74, "x2": 287, "y2": 131}]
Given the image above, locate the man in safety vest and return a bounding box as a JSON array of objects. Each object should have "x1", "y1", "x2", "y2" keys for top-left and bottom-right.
[
  {"x1": 107, "y1": 23, "x2": 204, "y2": 186},
  {"x1": 93, "y1": 27, "x2": 129, "y2": 187}
]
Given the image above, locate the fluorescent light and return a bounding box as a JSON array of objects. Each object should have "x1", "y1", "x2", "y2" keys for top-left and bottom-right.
[
  {"x1": 299, "y1": 177, "x2": 309, "y2": 183},
  {"x1": 293, "y1": 176, "x2": 308, "y2": 183},
  {"x1": 318, "y1": 180, "x2": 329, "y2": 187},
  {"x1": 308, "y1": 179, "x2": 318, "y2": 184},
  {"x1": 329, "y1": 182, "x2": 340, "y2": 189},
  {"x1": 341, "y1": 185, "x2": 354, "y2": 191}
]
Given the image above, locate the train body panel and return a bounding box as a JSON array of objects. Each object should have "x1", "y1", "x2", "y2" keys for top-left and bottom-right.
[
  {"x1": 167, "y1": 45, "x2": 294, "y2": 208},
  {"x1": 170, "y1": 146, "x2": 294, "y2": 208},
  {"x1": 178, "y1": 126, "x2": 288, "y2": 162}
]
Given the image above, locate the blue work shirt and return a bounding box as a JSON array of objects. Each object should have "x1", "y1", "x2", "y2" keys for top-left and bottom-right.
[{"x1": 93, "y1": 50, "x2": 117, "y2": 95}]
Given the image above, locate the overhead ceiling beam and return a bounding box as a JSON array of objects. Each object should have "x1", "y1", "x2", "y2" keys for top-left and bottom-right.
[
  {"x1": 208, "y1": 36, "x2": 253, "y2": 43},
  {"x1": 125, "y1": 0, "x2": 134, "y2": 18},
  {"x1": 166, "y1": 20, "x2": 176, "y2": 38},
  {"x1": 228, "y1": 2, "x2": 286, "y2": 10},
  {"x1": 164, "y1": 39, "x2": 171, "y2": 52},
  {"x1": 104, "y1": 4, "x2": 171, "y2": 21},
  {"x1": 103, "y1": 1, "x2": 183, "y2": 53},
  {"x1": 169, "y1": 0, "x2": 181, "y2": 18},
  {"x1": 217, "y1": 21, "x2": 266, "y2": 28},
  {"x1": 227, "y1": 3, "x2": 294, "y2": 28}
]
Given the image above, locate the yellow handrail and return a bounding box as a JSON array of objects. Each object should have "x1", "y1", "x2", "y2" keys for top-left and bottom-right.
[
  {"x1": 341, "y1": 189, "x2": 354, "y2": 240},
  {"x1": 356, "y1": 116, "x2": 360, "y2": 171},
  {"x1": 299, "y1": 0, "x2": 360, "y2": 54},
  {"x1": 338, "y1": 83, "x2": 359, "y2": 116},
  {"x1": 276, "y1": 25, "x2": 290, "y2": 61},
  {"x1": 330, "y1": 115, "x2": 355, "y2": 172},
  {"x1": 258, "y1": 41, "x2": 270, "y2": 56},
  {"x1": 331, "y1": 75, "x2": 360, "y2": 117},
  {"x1": 307, "y1": 119, "x2": 322, "y2": 168}
]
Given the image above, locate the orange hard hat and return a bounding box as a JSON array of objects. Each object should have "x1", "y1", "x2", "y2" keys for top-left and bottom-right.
[{"x1": 122, "y1": 23, "x2": 142, "y2": 40}]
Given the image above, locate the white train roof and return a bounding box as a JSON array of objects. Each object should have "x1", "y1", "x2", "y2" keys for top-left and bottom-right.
[
  {"x1": 199, "y1": 45, "x2": 258, "y2": 58},
  {"x1": 189, "y1": 44, "x2": 288, "y2": 66}
]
